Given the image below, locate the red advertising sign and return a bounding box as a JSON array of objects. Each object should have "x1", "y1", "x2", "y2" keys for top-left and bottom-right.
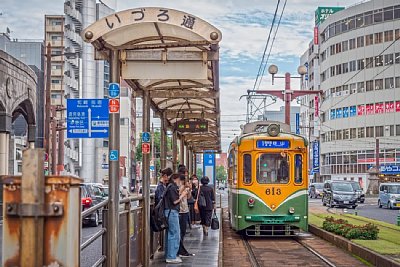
[
  {"x1": 109, "y1": 99, "x2": 120, "y2": 113},
  {"x1": 313, "y1": 27, "x2": 319, "y2": 45},
  {"x1": 357, "y1": 105, "x2": 365, "y2": 115},
  {"x1": 385, "y1": 101, "x2": 394, "y2": 113},
  {"x1": 366, "y1": 104, "x2": 374, "y2": 115},
  {"x1": 396, "y1": 101, "x2": 400, "y2": 112},
  {"x1": 375, "y1": 102, "x2": 384, "y2": 114},
  {"x1": 142, "y1": 143, "x2": 150, "y2": 154},
  {"x1": 314, "y1": 95, "x2": 319, "y2": 117}
]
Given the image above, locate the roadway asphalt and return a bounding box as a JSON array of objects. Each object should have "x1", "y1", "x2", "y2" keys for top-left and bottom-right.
[{"x1": 308, "y1": 196, "x2": 400, "y2": 225}]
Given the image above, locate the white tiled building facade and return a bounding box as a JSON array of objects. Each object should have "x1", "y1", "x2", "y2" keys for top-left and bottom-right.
[{"x1": 302, "y1": 1, "x2": 400, "y2": 189}]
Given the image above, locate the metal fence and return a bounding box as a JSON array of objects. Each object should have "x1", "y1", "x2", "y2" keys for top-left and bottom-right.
[{"x1": 80, "y1": 194, "x2": 160, "y2": 267}]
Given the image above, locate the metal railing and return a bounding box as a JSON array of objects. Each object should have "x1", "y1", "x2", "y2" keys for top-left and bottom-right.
[{"x1": 80, "y1": 194, "x2": 158, "y2": 267}]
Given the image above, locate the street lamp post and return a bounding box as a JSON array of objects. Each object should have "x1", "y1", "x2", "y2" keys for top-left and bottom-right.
[{"x1": 248, "y1": 65, "x2": 322, "y2": 126}]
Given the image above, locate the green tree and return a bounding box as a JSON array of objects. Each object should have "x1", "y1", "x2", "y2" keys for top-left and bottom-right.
[
  {"x1": 216, "y1": 165, "x2": 227, "y2": 183},
  {"x1": 196, "y1": 168, "x2": 203, "y2": 177}
]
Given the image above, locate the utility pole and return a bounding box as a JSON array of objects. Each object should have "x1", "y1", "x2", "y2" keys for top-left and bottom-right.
[{"x1": 44, "y1": 44, "x2": 51, "y2": 169}]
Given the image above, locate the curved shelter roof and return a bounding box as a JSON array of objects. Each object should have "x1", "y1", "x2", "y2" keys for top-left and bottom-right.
[{"x1": 82, "y1": 7, "x2": 221, "y2": 152}]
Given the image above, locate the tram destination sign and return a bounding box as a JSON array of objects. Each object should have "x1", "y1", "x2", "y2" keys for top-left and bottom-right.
[
  {"x1": 256, "y1": 140, "x2": 290, "y2": 149},
  {"x1": 175, "y1": 120, "x2": 208, "y2": 133}
]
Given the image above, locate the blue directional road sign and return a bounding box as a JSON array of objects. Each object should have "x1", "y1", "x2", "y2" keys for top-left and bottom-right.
[
  {"x1": 109, "y1": 150, "x2": 119, "y2": 161},
  {"x1": 67, "y1": 99, "x2": 109, "y2": 138},
  {"x1": 142, "y1": 132, "x2": 151, "y2": 143},
  {"x1": 108, "y1": 83, "x2": 120, "y2": 98},
  {"x1": 203, "y1": 152, "x2": 216, "y2": 186}
]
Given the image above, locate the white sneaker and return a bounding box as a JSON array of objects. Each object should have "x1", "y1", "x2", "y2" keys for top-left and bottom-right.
[{"x1": 166, "y1": 257, "x2": 183, "y2": 263}]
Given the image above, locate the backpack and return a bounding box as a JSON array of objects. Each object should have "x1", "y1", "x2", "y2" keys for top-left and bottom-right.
[{"x1": 150, "y1": 184, "x2": 172, "y2": 232}]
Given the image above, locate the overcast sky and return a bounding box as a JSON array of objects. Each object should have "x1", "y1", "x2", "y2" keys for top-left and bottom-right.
[{"x1": 0, "y1": 0, "x2": 362, "y2": 151}]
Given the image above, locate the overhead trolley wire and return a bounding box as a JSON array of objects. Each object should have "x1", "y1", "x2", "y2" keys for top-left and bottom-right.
[{"x1": 252, "y1": 0, "x2": 281, "y2": 92}]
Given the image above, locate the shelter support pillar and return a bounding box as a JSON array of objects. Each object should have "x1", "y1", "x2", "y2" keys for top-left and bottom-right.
[
  {"x1": 188, "y1": 148, "x2": 193, "y2": 175},
  {"x1": 28, "y1": 124, "x2": 36, "y2": 148},
  {"x1": 179, "y1": 136, "x2": 185, "y2": 167},
  {"x1": 142, "y1": 89, "x2": 151, "y2": 267},
  {"x1": 0, "y1": 132, "x2": 10, "y2": 175},
  {"x1": 107, "y1": 49, "x2": 120, "y2": 267},
  {"x1": 185, "y1": 145, "x2": 190, "y2": 170},
  {"x1": 160, "y1": 115, "x2": 167, "y2": 170},
  {"x1": 172, "y1": 131, "x2": 177, "y2": 172},
  {"x1": 193, "y1": 153, "x2": 197, "y2": 176}
]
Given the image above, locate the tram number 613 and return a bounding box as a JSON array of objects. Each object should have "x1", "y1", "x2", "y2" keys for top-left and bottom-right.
[{"x1": 266, "y1": 188, "x2": 281, "y2": 195}]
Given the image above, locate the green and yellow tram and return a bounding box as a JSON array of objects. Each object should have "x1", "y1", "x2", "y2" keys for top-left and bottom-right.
[{"x1": 227, "y1": 121, "x2": 309, "y2": 236}]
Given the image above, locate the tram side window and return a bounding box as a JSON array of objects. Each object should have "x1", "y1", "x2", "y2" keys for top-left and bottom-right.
[
  {"x1": 294, "y1": 154, "x2": 303, "y2": 184},
  {"x1": 256, "y1": 153, "x2": 289, "y2": 184},
  {"x1": 243, "y1": 154, "x2": 252, "y2": 184}
]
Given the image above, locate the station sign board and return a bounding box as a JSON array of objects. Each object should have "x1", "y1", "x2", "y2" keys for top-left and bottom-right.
[
  {"x1": 67, "y1": 99, "x2": 109, "y2": 138},
  {"x1": 175, "y1": 120, "x2": 208, "y2": 133}
]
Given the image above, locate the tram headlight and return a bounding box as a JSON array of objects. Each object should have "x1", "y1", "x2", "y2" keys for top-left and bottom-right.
[
  {"x1": 289, "y1": 207, "x2": 295, "y2": 214},
  {"x1": 248, "y1": 197, "x2": 255, "y2": 207},
  {"x1": 267, "y1": 124, "x2": 280, "y2": 137}
]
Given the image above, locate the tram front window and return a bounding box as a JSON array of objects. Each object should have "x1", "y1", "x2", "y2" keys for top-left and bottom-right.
[{"x1": 256, "y1": 153, "x2": 289, "y2": 184}]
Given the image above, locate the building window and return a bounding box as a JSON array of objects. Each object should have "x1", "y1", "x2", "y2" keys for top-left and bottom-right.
[
  {"x1": 366, "y1": 80, "x2": 374, "y2": 91},
  {"x1": 51, "y1": 79, "x2": 61, "y2": 84},
  {"x1": 364, "y1": 11, "x2": 373, "y2": 25},
  {"x1": 385, "y1": 54, "x2": 394, "y2": 65},
  {"x1": 342, "y1": 40, "x2": 348, "y2": 51},
  {"x1": 350, "y1": 128, "x2": 356, "y2": 139},
  {"x1": 375, "y1": 32, "x2": 383, "y2": 44},
  {"x1": 395, "y1": 29, "x2": 400, "y2": 40},
  {"x1": 366, "y1": 34, "x2": 374, "y2": 46},
  {"x1": 366, "y1": 57, "x2": 374, "y2": 68},
  {"x1": 396, "y1": 125, "x2": 400, "y2": 136},
  {"x1": 343, "y1": 129, "x2": 350, "y2": 140},
  {"x1": 384, "y1": 30, "x2": 394, "y2": 42},
  {"x1": 375, "y1": 79, "x2": 383, "y2": 90},
  {"x1": 357, "y1": 36, "x2": 364, "y2": 47},
  {"x1": 358, "y1": 127, "x2": 365, "y2": 138},
  {"x1": 395, "y1": 6, "x2": 400, "y2": 19},
  {"x1": 357, "y1": 81, "x2": 365, "y2": 92},
  {"x1": 350, "y1": 83, "x2": 357, "y2": 94},
  {"x1": 336, "y1": 64, "x2": 342, "y2": 75},
  {"x1": 375, "y1": 55, "x2": 383, "y2": 67},
  {"x1": 384, "y1": 7, "x2": 394, "y2": 21},
  {"x1": 390, "y1": 125, "x2": 395, "y2": 136},
  {"x1": 395, "y1": 53, "x2": 400, "y2": 64},
  {"x1": 330, "y1": 45, "x2": 335, "y2": 55},
  {"x1": 336, "y1": 42, "x2": 342, "y2": 53},
  {"x1": 357, "y1": 59, "x2": 365, "y2": 70},
  {"x1": 349, "y1": 60, "x2": 356, "y2": 72},
  {"x1": 356, "y1": 14, "x2": 364, "y2": 27},
  {"x1": 385, "y1": 77, "x2": 394, "y2": 89},
  {"x1": 366, "y1": 127, "x2": 374, "y2": 138},
  {"x1": 336, "y1": 130, "x2": 343, "y2": 140},
  {"x1": 349, "y1": 38, "x2": 356, "y2": 49},
  {"x1": 330, "y1": 66, "x2": 335, "y2": 77},
  {"x1": 342, "y1": 62, "x2": 349, "y2": 73},
  {"x1": 374, "y1": 9, "x2": 383, "y2": 23},
  {"x1": 375, "y1": 126, "x2": 384, "y2": 137}
]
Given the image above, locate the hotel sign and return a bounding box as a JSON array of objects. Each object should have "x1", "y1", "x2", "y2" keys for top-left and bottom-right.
[{"x1": 315, "y1": 7, "x2": 345, "y2": 26}]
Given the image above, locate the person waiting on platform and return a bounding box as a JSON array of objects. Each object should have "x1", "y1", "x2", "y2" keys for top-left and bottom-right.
[
  {"x1": 198, "y1": 176, "x2": 215, "y2": 236},
  {"x1": 177, "y1": 174, "x2": 195, "y2": 257},
  {"x1": 164, "y1": 173, "x2": 188, "y2": 264},
  {"x1": 155, "y1": 167, "x2": 173, "y2": 205}
]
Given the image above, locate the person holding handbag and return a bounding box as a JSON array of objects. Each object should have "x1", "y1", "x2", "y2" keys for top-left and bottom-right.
[{"x1": 198, "y1": 176, "x2": 215, "y2": 236}]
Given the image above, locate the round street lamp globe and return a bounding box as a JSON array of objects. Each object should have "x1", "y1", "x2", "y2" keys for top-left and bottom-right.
[
  {"x1": 297, "y1": 65, "x2": 307, "y2": 75},
  {"x1": 268, "y1": 64, "x2": 278, "y2": 75}
]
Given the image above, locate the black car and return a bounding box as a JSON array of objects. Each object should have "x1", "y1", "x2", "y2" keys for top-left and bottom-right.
[
  {"x1": 349, "y1": 181, "x2": 365, "y2": 203},
  {"x1": 81, "y1": 183, "x2": 106, "y2": 227},
  {"x1": 322, "y1": 180, "x2": 358, "y2": 209}
]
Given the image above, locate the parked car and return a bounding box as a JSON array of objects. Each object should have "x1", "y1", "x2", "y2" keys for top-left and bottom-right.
[
  {"x1": 92, "y1": 183, "x2": 109, "y2": 200},
  {"x1": 322, "y1": 180, "x2": 358, "y2": 209},
  {"x1": 349, "y1": 181, "x2": 365, "y2": 203},
  {"x1": 309, "y1": 183, "x2": 324, "y2": 198},
  {"x1": 378, "y1": 183, "x2": 400, "y2": 209},
  {"x1": 81, "y1": 183, "x2": 105, "y2": 227}
]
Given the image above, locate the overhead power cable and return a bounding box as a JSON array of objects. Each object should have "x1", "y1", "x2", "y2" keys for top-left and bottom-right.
[{"x1": 252, "y1": 0, "x2": 281, "y2": 91}]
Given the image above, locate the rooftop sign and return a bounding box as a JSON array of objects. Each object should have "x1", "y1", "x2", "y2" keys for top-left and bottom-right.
[{"x1": 315, "y1": 7, "x2": 345, "y2": 26}]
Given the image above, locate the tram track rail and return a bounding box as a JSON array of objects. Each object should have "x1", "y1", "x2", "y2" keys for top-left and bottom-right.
[{"x1": 241, "y1": 235, "x2": 337, "y2": 267}]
